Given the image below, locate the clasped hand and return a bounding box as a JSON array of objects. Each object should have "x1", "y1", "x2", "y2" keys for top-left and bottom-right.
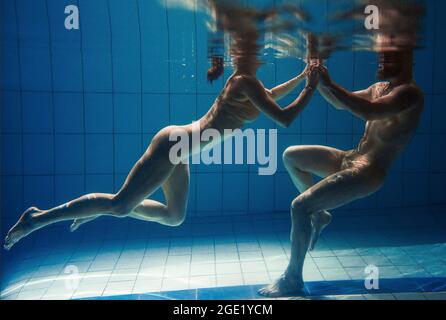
[{"x1": 302, "y1": 60, "x2": 331, "y2": 88}]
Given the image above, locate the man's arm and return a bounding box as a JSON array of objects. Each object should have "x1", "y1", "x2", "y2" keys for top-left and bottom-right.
[
  {"x1": 317, "y1": 68, "x2": 418, "y2": 121},
  {"x1": 317, "y1": 79, "x2": 372, "y2": 111},
  {"x1": 241, "y1": 73, "x2": 317, "y2": 128},
  {"x1": 318, "y1": 83, "x2": 372, "y2": 110},
  {"x1": 266, "y1": 70, "x2": 307, "y2": 101}
]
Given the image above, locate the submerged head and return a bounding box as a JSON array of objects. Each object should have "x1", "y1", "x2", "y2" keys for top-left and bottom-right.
[
  {"x1": 376, "y1": 49, "x2": 413, "y2": 81},
  {"x1": 207, "y1": 56, "x2": 225, "y2": 83},
  {"x1": 206, "y1": 40, "x2": 261, "y2": 83},
  {"x1": 206, "y1": 0, "x2": 267, "y2": 82},
  {"x1": 375, "y1": 34, "x2": 415, "y2": 81},
  {"x1": 371, "y1": 0, "x2": 424, "y2": 81},
  {"x1": 231, "y1": 51, "x2": 261, "y2": 75}
]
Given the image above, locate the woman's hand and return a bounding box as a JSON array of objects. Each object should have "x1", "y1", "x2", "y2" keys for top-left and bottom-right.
[
  {"x1": 305, "y1": 64, "x2": 320, "y2": 89},
  {"x1": 301, "y1": 59, "x2": 319, "y2": 75},
  {"x1": 297, "y1": 63, "x2": 311, "y2": 80}
]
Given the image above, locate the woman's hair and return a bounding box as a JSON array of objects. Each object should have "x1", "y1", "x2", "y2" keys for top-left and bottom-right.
[{"x1": 207, "y1": 56, "x2": 224, "y2": 83}]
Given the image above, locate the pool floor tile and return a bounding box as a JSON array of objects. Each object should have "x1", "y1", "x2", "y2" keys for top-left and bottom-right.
[{"x1": 2, "y1": 210, "x2": 446, "y2": 300}]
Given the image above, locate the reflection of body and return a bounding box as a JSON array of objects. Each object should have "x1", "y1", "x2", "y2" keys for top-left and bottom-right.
[
  {"x1": 4, "y1": 30, "x2": 319, "y2": 250},
  {"x1": 260, "y1": 43, "x2": 424, "y2": 297}
]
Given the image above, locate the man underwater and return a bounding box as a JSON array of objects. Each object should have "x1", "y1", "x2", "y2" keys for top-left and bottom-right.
[{"x1": 259, "y1": 34, "x2": 424, "y2": 297}]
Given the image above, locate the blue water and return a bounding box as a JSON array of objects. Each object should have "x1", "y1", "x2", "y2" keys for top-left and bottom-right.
[{"x1": 1, "y1": 0, "x2": 446, "y2": 300}]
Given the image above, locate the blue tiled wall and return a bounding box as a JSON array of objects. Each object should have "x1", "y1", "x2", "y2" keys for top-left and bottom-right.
[{"x1": 1, "y1": 0, "x2": 445, "y2": 238}]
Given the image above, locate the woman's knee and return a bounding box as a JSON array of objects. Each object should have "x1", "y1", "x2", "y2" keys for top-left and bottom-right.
[
  {"x1": 165, "y1": 209, "x2": 186, "y2": 227},
  {"x1": 110, "y1": 198, "x2": 134, "y2": 217}
]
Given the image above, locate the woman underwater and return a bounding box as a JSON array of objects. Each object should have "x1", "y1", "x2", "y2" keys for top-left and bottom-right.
[{"x1": 4, "y1": 1, "x2": 320, "y2": 250}]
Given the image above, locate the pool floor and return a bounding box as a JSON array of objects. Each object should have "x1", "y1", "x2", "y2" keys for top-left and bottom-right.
[{"x1": 1, "y1": 206, "x2": 446, "y2": 300}]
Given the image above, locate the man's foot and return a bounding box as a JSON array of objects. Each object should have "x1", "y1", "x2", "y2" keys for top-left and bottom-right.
[
  {"x1": 70, "y1": 217, "x2": 96, "y2": 232},
  {"x1": 309, "y1": 211, "x2": 332, "y2": 251},
  {"x1": 4, "y1": 207, "x2": 41, "y2": 250},
  {"x1": 258, "y1": 273, "x2": 305, "y2": 298}
]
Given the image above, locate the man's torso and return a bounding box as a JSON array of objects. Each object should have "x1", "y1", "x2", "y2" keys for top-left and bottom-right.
[{"x1": 353, "y1": 81, "x2": 424, "y2": 170}]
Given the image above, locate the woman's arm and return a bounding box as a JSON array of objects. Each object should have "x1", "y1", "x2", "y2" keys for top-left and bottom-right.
[
  {"x1": 266, "y1": 69, "x2": 307, "y2": 101},
  {"x1": 241, "y1": 70, "x2": 318, "y2": 128}
]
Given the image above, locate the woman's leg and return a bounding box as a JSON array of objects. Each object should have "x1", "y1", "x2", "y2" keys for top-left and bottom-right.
[
  {"x1": 4, "y1": 126, "x2": 186, "y2": 250},
  {"x1": 71, "y1": 162, "x2": 190, "y2": 230},
  {"x1": 132, "y1": 162, "x2": 190, "y2": 225},
  {"x1": 283, "y1": 145, "x2": 345, "y2": 250}
]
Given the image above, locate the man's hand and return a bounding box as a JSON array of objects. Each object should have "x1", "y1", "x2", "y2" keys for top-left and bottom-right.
[
  {"x1": 302, "y1": 58, "x2": 320, "y2": 75},
  {"x1": 315, "y1": 64, "x2": 345, "y2": 110},
  {"x1": 317, "y1": 65, "x2": 331, "y2": 86}
]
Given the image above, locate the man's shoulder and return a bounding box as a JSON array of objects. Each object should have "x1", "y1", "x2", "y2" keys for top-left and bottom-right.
[
  {"x1": 395, "y1": 82, "x2": 424, "y2": 101},
  {"x1": 372, "y1": 81, "x2": 423, "y2": 100},
  {"x1": 367, "y1": 82, "x2": 389, "y2": 99},
  {"x1": 373, "y1": 81, "x2": 390, "y2": 88},
  {"x1": 392, "y1": 82, "x2": 424, "y2": 112},
  {"x1": 370, "y1": 81, "x2": 390, "y2": 92}
]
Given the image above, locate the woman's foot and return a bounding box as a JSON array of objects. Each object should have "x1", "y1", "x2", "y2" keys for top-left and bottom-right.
[
  {"x1": 4, "y1": 207, "x2": 41, "y2": 250},
  {"x1": 309, "y1": 210, "x2": 332, "y2": 251},
  {"x1": 258, "y1": 272, "x2": 305, "y2": 298},
  {"x1": 70, "y1": 217, "x2": 96, "y2": 232}
]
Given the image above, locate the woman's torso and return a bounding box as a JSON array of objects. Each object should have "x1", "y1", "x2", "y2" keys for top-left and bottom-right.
[{"x1": 199, "y1": 74, "x2": 261, "y2": 135}]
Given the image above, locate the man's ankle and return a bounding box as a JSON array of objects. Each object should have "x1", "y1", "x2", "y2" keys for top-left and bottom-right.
[{"x1": 285, "y1": 266, "x2": 302, "y2": 281}]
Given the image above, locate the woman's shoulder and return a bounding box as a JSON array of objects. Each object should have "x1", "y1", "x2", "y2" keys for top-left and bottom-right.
[
  {"x1": 219, "y1": 74, "x2": 257, "y2": 102},
  {"x1": 226, "y1": 74, "x2": 261, "y2": 93}
]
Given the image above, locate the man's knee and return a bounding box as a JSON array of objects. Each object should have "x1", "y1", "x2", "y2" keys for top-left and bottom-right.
[
  {"x1": 283, "y1": 146, "x2": 310, "y2": 171},
  {"x1": 283, "y1": 146, "x2": 297, "y2": 163},
  {"x1": 291, "y1": 197, "x2": 311, "y2": 218}
]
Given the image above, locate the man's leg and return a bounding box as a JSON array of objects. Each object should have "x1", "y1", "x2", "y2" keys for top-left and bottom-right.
[
  {"x1": 283, "y1": 145, "x2": 344, "y2": 249},
  {"x1": 259, "y1": 165, "x2": 385, "y2": 297},
  {"x1": 283, "y1": 145, "x2": 345, "y2": 192}
]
